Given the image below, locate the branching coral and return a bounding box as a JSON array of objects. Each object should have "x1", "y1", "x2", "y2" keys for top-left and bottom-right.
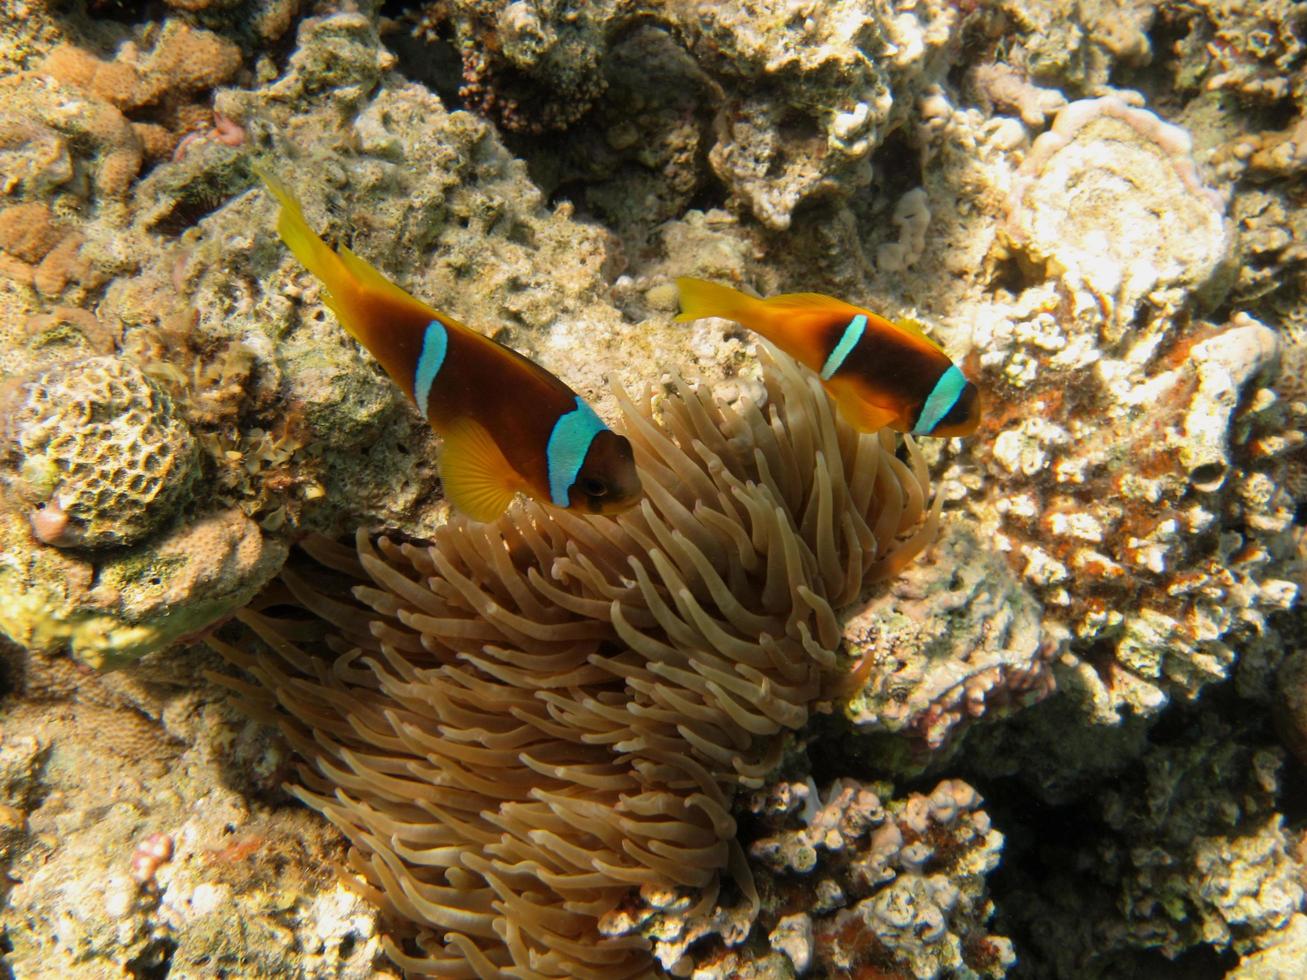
[{"x1": 210, "y1": 351, "x2": 939, "y2": 977}]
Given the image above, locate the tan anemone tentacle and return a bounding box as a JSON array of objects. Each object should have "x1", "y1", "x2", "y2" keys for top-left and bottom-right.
[{"x1": 210, "y1": 350, "x2": 939, "y2": 977}]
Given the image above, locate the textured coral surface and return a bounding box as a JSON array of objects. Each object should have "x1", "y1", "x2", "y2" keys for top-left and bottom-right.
[{"x1": 1, "y1": 0, "x2": 1305, "y2": 975}]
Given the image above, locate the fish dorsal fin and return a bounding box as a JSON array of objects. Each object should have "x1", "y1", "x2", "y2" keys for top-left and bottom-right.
[
  {"x1": 891, "y1": 316, "x2": 946, "y2": 355},
  {"x1": 765, "y1": 292, "x2": 865, "y2": 316},
  {"x1": 337, "y1": 243, "x2": 445, "y2": 322},
  {"x1": 768, "y1": 292, "x2": 948, "y2": 356},
  {"x1": 440, "y1": 418, "x2": 521, "y2": 523}
]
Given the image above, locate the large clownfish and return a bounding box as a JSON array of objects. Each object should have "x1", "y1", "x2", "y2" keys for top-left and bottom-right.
[
  {"x1": 675, "y1": 278, "x2": 981, "y2": 438},
  {"x1": 256, "y1": 168, "x2": 642, "y2": 522}
]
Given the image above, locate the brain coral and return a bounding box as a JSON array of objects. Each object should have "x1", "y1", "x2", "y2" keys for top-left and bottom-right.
[
  {"x1": 4, "y1": 354, "x2": 198, "y2": 549},
  {"x1": 212, "y1": 351, "x2": 938, "y2": 977}
]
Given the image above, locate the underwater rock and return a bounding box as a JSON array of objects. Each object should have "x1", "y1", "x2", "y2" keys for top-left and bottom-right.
[
  {"x1": 0, "y1": 71, "x2": 143, "y2": 202},
  {"x1": 405, "y1": 0, "x2": 960, "y2": 231},
  {"x1": 3, "y1": 354, "x2": 199, "y2": 550},
  {"x1": 560, "y1": 23, "x2": 717, "y2": 238},
  {"x1": 1006, "y1": 717, "x2": 1304, "y2": 974},
  {"x1": 0, "y1": 507, "x2": 286, "y2": 669},
  {"x1": 1185, "y1": 0, "x2": 1307, "y2": 102},
  {"x1": 967, "y1": 61, "x2": 1066, "y2": 128},
  {"x1": 82, "y1": 508, "x2": 290, "y2": 669},
  {"x1": 41, "y1": 19, "x2": 242, "y2": 153},
  {"x1": 691, "y1": 0, "x2": 954, "y2": 231},
  {"x1": 1007, "y1": 97, "x2": 1232, "y2": 333},
  {"x1": 1229, "y1": 187, "x2": 1307, "y2": 318},
  {"x1": 843, "y1": 521, "x2": 1055, "y2": 759},
  {"x1": 0, "y1": 687, "x2": 385, "y2": 978},
  {"x1": 966, "y1": 305, "x2": 1298, "y2": 722},
  {"x1": 1274, "y1": 648, "x2": 1307, "y2": 767},
  {"x1": 993, "y1": 0, "x2": 1154, "y2": 94},
  {"x1": 875, "y1": 187, "x2": 932, "y2": 274},
  {"x1": 1228, "y1": 913, "x2": 1307, "y2": 979}
]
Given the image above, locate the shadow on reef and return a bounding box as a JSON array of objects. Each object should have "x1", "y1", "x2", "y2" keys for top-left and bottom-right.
[
  {"x1": 379, "y1": 0, "x2": 733, "y2": 250},
  {"x1": 956, "y1": 678, "x2": 1296, "y2": 979}
]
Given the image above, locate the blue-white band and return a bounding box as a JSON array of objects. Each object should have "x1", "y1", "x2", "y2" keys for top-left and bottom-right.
[{"x1": 546, "y1": 396, "x2": 606, "y2": 506}]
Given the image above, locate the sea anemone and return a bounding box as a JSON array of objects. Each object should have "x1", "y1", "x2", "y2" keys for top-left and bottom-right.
[{"x1": 210, "y1": 350, "x2": 939, "y2": 977}]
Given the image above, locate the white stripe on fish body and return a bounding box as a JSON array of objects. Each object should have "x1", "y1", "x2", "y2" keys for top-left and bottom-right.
[{"x1": 820, "y1": 314, "x2": 868, "y2": 380}]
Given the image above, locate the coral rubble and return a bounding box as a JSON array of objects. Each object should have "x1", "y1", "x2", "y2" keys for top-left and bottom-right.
[{"x1": 0, "y1": 645, "x2": 385, "y2": 978}]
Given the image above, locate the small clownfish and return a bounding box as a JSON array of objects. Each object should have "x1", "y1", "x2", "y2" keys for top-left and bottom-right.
[
  {"x1": 256, "y1": 167, "x2": 642, "y2": 522},
  {"x1": 675, "y1": 278, "x2": 981, "y2": 438}
]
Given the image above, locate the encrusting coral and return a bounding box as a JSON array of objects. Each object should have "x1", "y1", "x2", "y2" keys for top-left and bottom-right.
[
  {"x1": 633, "y1": 776, "x2": 1013, "y2": 978},
  {"x1": 843, "y1": 521, "x2": 1055, "y2": 757},
  {"x1": 209, "y1": 350, "x2": 940, "y2": 977},
  {"x1": 1005, "y1": 96, "x2": 1232, "y2": 334}
]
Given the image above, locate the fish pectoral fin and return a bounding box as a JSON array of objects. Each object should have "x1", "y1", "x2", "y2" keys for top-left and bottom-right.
[
  {"x1": 846, "y1": 401, "x2": 902, "y2": 433},
  {"x1": 440, "y1": 418, "x2": 521, "y2": 523},
  {"x1": 827, "y1": 379, "x2": 904, "y2": 433}
]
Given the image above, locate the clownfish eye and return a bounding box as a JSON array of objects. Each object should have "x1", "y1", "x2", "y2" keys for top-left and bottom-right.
[{"x1": 581, "y1": 477, "x2": 609, "y2": 497}]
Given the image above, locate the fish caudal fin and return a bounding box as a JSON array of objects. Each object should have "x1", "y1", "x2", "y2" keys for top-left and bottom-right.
[
  {"x1": 254, "y1": 165, "x2": 439, "y2": 350},
  {"x1": 440, "y1": 418, "x2": 521, "y2": 522},
  {"x1": 674, "y1": 277, "x2": 762, "y2": 324},
  {"x1": 254, "y1": 165, "x2": 352, "y2": 317}
]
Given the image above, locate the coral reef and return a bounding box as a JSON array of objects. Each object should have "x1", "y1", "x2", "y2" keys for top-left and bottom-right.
[
  {"x1": 209, "y1": 353, "x2": 940, "y2": 976},
  {"x1": 0, "y1": 0, "x2": 1305, "y2": 974},
  {"x1": 1005, "y1": 97, "x2": 1232, "y2": 333},
  {"x1": 843, "y1": 521, "x2": 1055, "y2": 757},
  {"x1": 999, "y1": 714, "x2": 1305, "y2": 977},
  {"x1": 965, "y1": 302, "x2": 1299, "y2": 723},
  {"x1": 1275, "y1": 647, "x2": 1307, "y2": 766},
  {"x1": 40, "y1": 20, "x2": 243, "y2": 163},
  {"x1": 877, "y1": 84, "x2": 1304, "y2": 728},
  {"x1": 0, "y1": 9, "x2": 655, "y2": 666},
  {"x1": 0, "y1": 506, "x2": 287, "y2": 669},
  {"x1": 0, "y1": 648, "x2": 386, "y2": 978},
  {"x1": 401, "y1": 0, "x2": 963, "y2": 233}
]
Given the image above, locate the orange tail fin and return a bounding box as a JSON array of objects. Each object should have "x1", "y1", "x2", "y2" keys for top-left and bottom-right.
[
  {"x1": 674, "y1": 277, "x2": 769, "y2": 328},
  {"x1": 254, "y1": 165, "x2": 439, "y2": 352}
]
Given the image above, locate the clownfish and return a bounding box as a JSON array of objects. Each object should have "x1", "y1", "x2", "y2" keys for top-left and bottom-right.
[
  {"x1": 675, "y1": 278, "x2": 981, "y2": 438},
  {"x1": 256, "y1": 167, "x2": 642, "y2": 522}
]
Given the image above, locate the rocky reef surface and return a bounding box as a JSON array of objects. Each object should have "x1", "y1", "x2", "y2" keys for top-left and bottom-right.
[{"x1": 0, "y1": 0, "x2": 1304, "y2": 976}]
